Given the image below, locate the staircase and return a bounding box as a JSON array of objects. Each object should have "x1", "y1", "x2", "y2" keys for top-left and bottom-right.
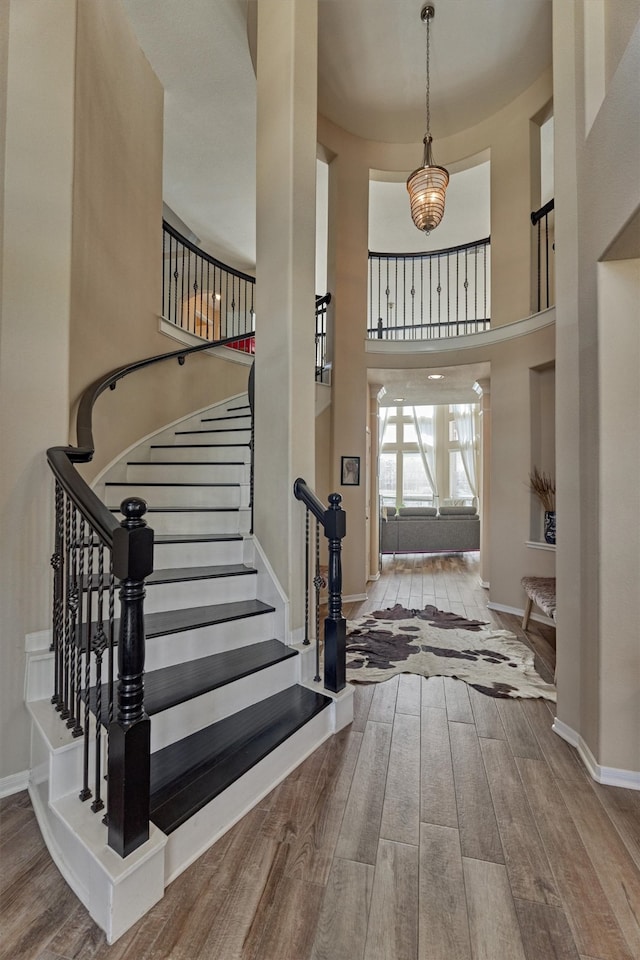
[{"x1": 26, "y1": 392, "x2": 352, "y2": 943}]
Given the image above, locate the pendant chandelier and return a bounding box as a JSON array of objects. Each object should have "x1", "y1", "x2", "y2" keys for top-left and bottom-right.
[{"x1": 407, "y1": 5, "x2": 449, "y2": 234}]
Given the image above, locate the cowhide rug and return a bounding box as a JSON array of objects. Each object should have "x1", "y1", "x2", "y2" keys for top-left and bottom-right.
[{"x1": 346, "y1": 604, "x2": 555, "y2": 701}]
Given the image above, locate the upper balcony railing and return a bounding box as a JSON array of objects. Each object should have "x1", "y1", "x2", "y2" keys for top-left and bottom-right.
[
  {"x1": 531, "y1": 198, "x2": 555, "y2": 313},
  {"x1": 163, "y1": 220, "x2": 256, "y2": 351},
  {"x1": 368, "y1": 237, "x2": 491, "y2": 341}
]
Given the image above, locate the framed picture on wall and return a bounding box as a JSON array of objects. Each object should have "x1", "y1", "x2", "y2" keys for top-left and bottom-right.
[{"x1": 341, "y1": 456, "x2": 360, "y2": 486}]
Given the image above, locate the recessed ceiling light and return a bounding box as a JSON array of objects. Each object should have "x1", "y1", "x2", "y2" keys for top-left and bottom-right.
[
  {"x1": 394, "y1": 397, "x2": 405, "y2": 402},
  {"x1": 428, "y1": 374, "x2": 444, "y2": 380}
]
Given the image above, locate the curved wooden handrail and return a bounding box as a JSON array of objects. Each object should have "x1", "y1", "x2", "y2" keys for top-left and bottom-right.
[{"x1": 47, "y1": 333, "x2": 249, "y2": 546}]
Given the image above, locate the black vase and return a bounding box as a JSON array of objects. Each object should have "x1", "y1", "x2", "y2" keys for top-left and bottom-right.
[{"x1": 544, "y1": 510, "x2": 556, "y2": 545}]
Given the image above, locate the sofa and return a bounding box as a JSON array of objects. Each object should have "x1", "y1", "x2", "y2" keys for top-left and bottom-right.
[{"x1": 380, "y1": 504, "x2": 480, "y2": 555}]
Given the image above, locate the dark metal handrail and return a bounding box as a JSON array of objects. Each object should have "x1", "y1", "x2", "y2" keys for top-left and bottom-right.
[
  {"x1": 369, "y1": 237, "x2": 491, "y2": 340},
  {"x1": 531, "y1": 198, "x2": 555, "y2": 312},
  {"x1": 293, "y1": 478, "x2": 346, "y2": 693},
  {"x1": 46, "y1": 331, "x2": 252, "y2": 858}
]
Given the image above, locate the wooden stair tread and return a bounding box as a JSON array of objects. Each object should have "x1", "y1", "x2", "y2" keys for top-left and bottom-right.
[
  {"x1": 106, "y1": 481, "x2": 240, "y2": 488},
  {"x1": 91, "y1": 638, "x2": 296, "y2": 719},
  {"x1": 149, "y1": 684, "x2": 332, "y2": 834},
  {"x1": 126, "y1": 460, "x2": 245, "y2": 466},
  {"x1": 174, "y1": 427, "x2": 249, "y2": 435},
  {"x1": 154, "y1": 533, "x2": 243, "y2": 544},
  {"x1": 149, "y1": 443, "x2": 250, "y2": 448},
  {"x1": 110, "y1": 506, "x2": 244, "y2": 513},
  {"x1": 79, "y1": 598, "x2": 275, "y2": 646},
  {"x1": 84, "y1": 563, "x2": 256, "y2": 590},
  {"x1": 200, "y1": 414, "x2": 251, "y2": 423}
]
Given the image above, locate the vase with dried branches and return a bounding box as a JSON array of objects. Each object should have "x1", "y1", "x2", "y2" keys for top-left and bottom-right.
[{"x1": 529, "y1": 467, "x2": 556, "y2": 544}]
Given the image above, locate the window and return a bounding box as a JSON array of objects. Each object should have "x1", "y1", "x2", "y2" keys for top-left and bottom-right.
[{"x1": 379, "y1": 402, "x2": 479, "y2": 506}]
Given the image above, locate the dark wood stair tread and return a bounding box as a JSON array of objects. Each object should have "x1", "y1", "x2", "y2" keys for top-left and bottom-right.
[
  {"x1": 110, "y1": 506, "x2": 243, "y2": 514},
  {"x1": 126, "y1": 460, "x2": 245, "y2": 466},
  {"x1": 150, "y1": 443, "x2": 250, "y2": 449},
  {"x1": 200, "y1": 414, "x2": 251, "y2": 423},
  {"x1": 149, "y1": 684, "x2": 332, "y2": 834},
  {"x1": 79, "y1": 598, "x2": 275, "y2": 647},
  {"x1": 91, "y1": 638, "x2": 297, "y2": 720},
  {"x1": 84, "y1": 563, "x2": 256, "y2": 590},
  {"x1": 106, "y1": 481, "x2": 240, "y2": 488},
  {"x1": 174, "y1": 428, "x2": 250, "y2": 435},
  {"x1": 154, "y1": 533, "x2": 243, "y2": 544}
]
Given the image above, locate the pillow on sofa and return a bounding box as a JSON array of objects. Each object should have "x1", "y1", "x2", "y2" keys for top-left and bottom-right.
[
  {"x1": 398, "y1": 507, "x2": 438, "y2": 517},
  {"x1": 382, "y1": 506, "x2": 397, "y2": 518},
  {"x1": 438, "y1": 506, "x2": 478, "y2": 517}
]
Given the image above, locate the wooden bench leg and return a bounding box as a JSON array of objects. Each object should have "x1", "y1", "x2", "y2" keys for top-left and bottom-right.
[{"x1": 522, "y1": 596, "x2": 533, "y2": 630}]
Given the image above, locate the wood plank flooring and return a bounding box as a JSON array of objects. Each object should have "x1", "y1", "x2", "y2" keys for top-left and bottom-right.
[{"x1": 2, "y1": 553, "x2": 640, "y2": 960}]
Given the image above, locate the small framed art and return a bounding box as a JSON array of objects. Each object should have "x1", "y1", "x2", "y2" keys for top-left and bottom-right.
[{"x1": 341, "y1": 456, "x2": 360, "y2": 486}]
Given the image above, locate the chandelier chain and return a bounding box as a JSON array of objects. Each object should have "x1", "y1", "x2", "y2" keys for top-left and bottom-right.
[{"x1": 425, "y1": 10, "x2": 431, "y2": 138}]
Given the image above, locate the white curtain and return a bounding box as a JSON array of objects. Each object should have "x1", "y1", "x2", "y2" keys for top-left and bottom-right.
[
  {"x1": 452, "y1": 404, "x2": 479, "y2": 497},
  {"x1": 411, "y1": 407, "x2": 438, "y2": 499}
]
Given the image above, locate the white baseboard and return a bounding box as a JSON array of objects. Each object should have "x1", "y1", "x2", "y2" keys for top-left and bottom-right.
[
  {"x1": 25, "y1": 629, "x2": 52, "y2": 652},
  {"x1": 344, "y1": 593, "x2": 368, "y2": 603},
  {"x1": 487, "y1": 600, "x2": 555, "y2": 627},
  {"x1": 479, "y1": 579, "x2": 490, "y2": 589},
  {"x1": 0, "y1": 769, "x2": 30, "y2": 798},
  {"x1": 552, "y1": 719, "x2": 640, "y2": 790},
  {"x1": 367, "y1": 571, "x2": 381, "y2": 582}
]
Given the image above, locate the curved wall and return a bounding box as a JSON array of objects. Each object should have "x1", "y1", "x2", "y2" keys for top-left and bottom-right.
[{"x1": 316, "y1": 70, "x2": 555, "y2": 604}]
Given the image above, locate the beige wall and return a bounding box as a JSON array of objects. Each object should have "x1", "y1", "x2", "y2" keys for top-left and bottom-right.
[
  {"x1": 318, "y1": 68, "x2": 553, "y2": 599},
  {"x1": 0, "y1": 0, "x2": 77, "y2": 780},
  {"x1": 554, "y1": 1, "x2": 640, "y2": 774},
  {"x1": 0, "y1": 0, "x2": 249, "y2": 782}
]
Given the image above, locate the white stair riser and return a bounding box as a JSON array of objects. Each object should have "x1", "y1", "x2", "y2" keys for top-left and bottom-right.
[
  {"x1": 106, "y1": 484, "x2": 248, "y2": 509},
  {"x1": 144, "y1": 610, "x2": 279, "y2": 672},
  {"x1": 163, "y1": 704, "x2": 335, "y2": 884},
  {"x1": 171, "y1": 430, "x2": 251, "y2": 446},
  {"x1": 148, "y1": 445, "x2": 250, "y2": 463},
  {"x1": 126, "y1": 462, "x2": 249, "y2": 484},
  {"x1": 138, "y1": 509, "x2": 250, "y2": 535},
  {"x1": 149, "y1": 655, "x2": 300, "y2": 753},
  {"x1": 135, "y1": 572, "x2": 257, "y2": 615},
  {"x1": 153, "y1": 538, "x2": 246, "y2": 568}
]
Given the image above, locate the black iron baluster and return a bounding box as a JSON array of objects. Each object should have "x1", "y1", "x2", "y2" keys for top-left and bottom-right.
[
  {"x1": 51, "y1": 481, "x2": 64, "y2": 708},
  {"x1": 71, "y1": 517, "x2": 86, "y2": 738},
  {"x1": 314, "y1": 518, "x2": 322, "y2": 684},
  {"x1": 66, "y1": 508, "x2": 79, "y2": 732},
  {"x1": 108, "y1": 558, "x2": 115, "y2": 723},
  {"x1": 60, "y1": 495, "x2": 73, "y2": 720},
  {"x1": 304, "y1": 508, "x2": 310, "y2": 645},
  {"x1": 474, "y1": 245, "x2": 478, "y2": 328},
  {"x1": 545, "y1": 213, "x2": 550, "y2": 310},
  {"x1": 79, "y1": 536, "x2": 95, "y2": 802},
  {"x1": 180, "y1": 244, "x2": 185, "y2": 329}
]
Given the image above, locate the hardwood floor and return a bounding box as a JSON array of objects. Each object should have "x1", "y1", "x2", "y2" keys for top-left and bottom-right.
[{"x1": 3, "y1": 553, "x2": 640, "y2": 960}]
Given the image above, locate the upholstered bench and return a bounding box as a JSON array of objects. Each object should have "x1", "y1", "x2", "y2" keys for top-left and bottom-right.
[{"x1": 521, "y1": 576, "x2": 556, "y2": 629}]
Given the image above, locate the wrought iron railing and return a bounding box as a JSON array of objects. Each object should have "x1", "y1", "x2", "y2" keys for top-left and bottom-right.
[
  {"x1": 531, "y1": 198, "x2": 555, "y2": 313},
  {"x1": 293, "y1": 478, "x2": 346, "y2": 693},
  {"x1": 315, "y1": 293, "x2": 331, "y2": 383},
  {"x1": 162, "y1": 220, "x2": 256, "y2": 348},
  {"x1": 46, "y1": 335, "x2": 249, "y2": 858},
  {"x1": 368, "y1": 237, "x2": 491, "y2": 340}
]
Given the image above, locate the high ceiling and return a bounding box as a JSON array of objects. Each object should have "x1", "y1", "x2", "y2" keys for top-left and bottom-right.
[
  {"x1": 122, "y1": 0, "x2": 551, "y2": 406},
  {"x1": 123, "y1": 0, "x2": 551, "y2": 271}
]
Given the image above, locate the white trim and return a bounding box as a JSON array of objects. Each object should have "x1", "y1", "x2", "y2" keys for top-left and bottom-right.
[
  {"x1": 365, "y1": 307, "x2": 555, "y2": 355},
  {"x1": 367, "y1": 571, "x2": 381, "y2": 582},
  {"x1": 25, "y1": 629, "x2": 52, "y2": 652},
  {"x1": 158, "y1": 316, "x2": 253, "y2": 366},
  {"x1": 525, "y1": 540, "x2": 556, "y2": 552},
  {"x1": 487, "y1": 600, "x2": 555, "y2": 627},
  {"x1": 0, "y1": 770, "x2": 30, "y2": 798},
  {"x1": 552, "y1": 719, "x2": 640, "y2": 790},
  {"x1": 479, "y1": 579, "x2": 490, "y2": 589},
  {"x1": 344, "y1": 593, "x2": 368, "y2": 603}
]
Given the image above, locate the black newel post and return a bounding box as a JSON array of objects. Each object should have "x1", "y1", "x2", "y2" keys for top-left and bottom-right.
[
  {"x1": 108, "y1": 498, "x2": 154, "y2": 858},
  {"x1": 323, "y1": 493, "x2": 346, "y2": 693}
]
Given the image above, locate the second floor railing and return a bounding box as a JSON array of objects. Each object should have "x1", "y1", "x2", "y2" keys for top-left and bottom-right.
[
  {"x1": 369, "y1": 237, "x2": 491, "y2": 340},
  {"x1": 531, "y1": 198, "x2": 555, "y2": 313},
  {"x1": 163, "y1": 220, "x2": 256, "y2": 348}
]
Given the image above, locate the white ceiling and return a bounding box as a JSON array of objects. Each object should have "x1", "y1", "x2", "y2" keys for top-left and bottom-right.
[
  {"x1": 122, "y1": 0, "x2": 551, "y2": 407},
  {"x1": 123, "y1": 0, "x2": 551, "y2": 272},
  {"x1": 370, "y1": 362, "x2": 491, "y2": 407}
]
